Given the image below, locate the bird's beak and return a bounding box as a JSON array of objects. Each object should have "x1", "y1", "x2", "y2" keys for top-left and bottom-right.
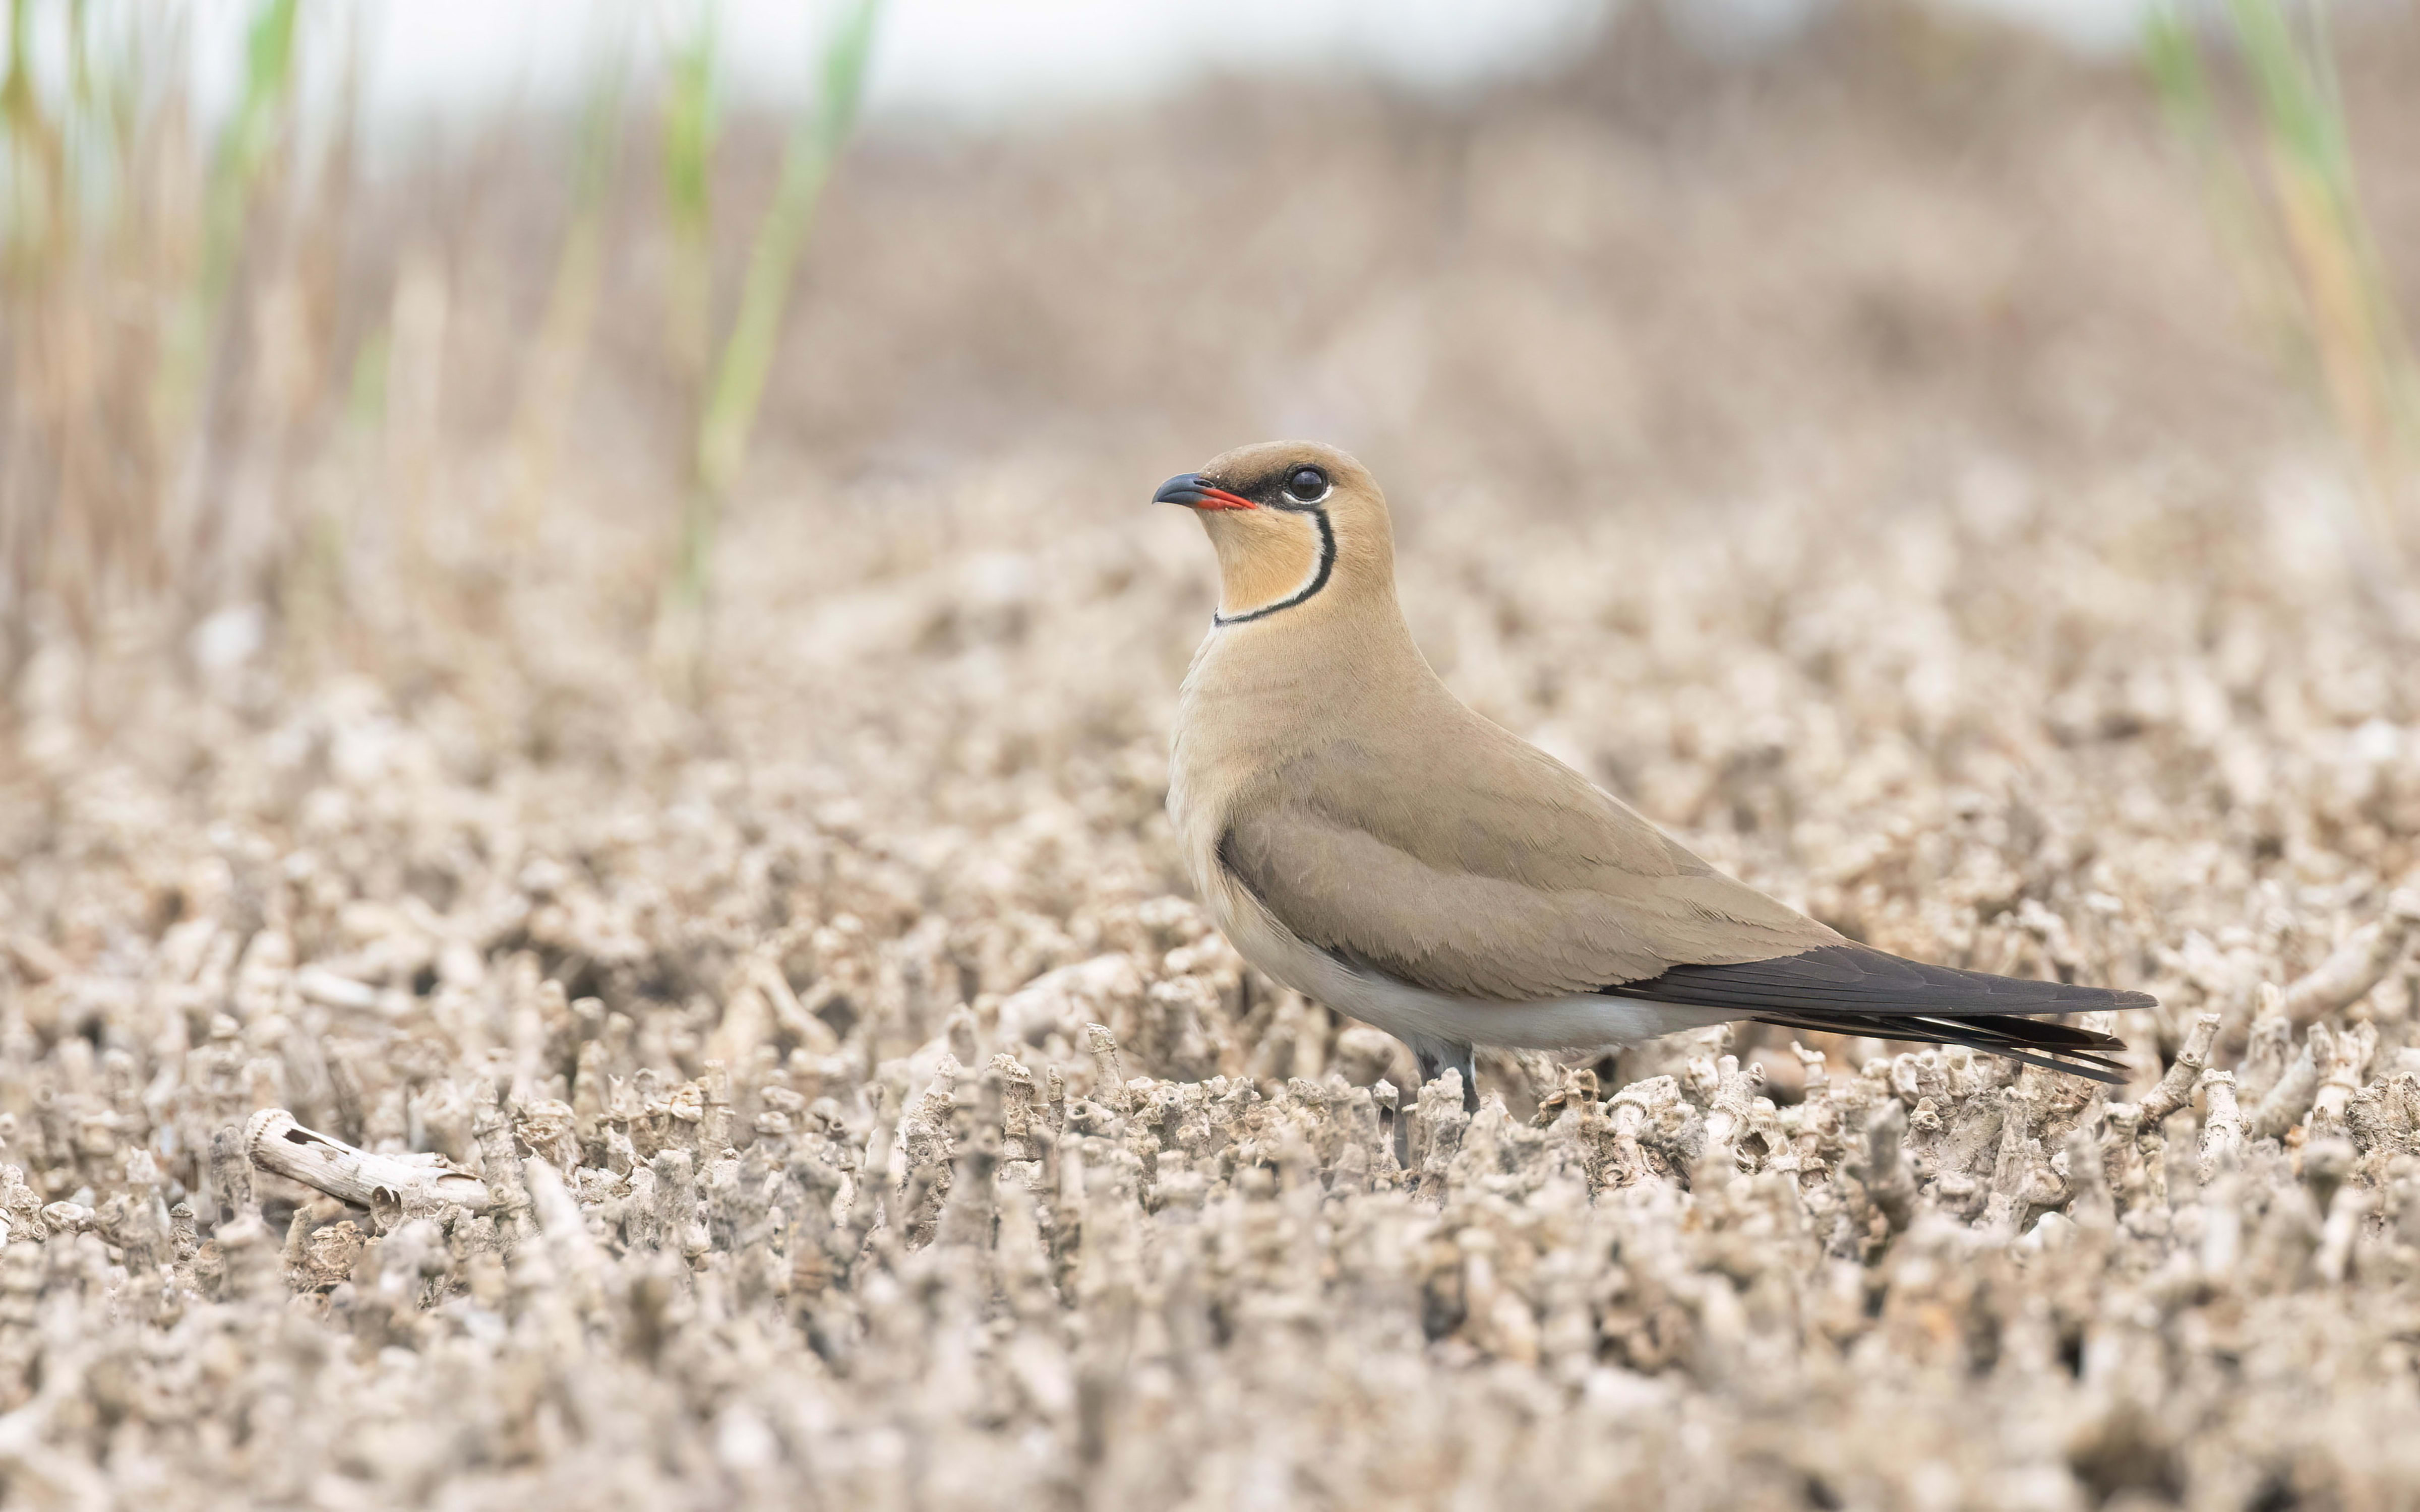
[{"x1": 1154, "y1": 472, "x2": 1256, "y2": 511}]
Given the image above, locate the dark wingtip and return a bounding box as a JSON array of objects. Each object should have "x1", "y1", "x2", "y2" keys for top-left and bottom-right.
[
  {"x1": 1745, "y1": 1008, "x2": 2132, "y2": 1083},
  {"x1": 1602, "y1": 941, "x2": 2154, "y2": 1084}
]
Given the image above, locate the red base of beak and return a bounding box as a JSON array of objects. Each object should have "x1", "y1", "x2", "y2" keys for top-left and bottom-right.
[{"x1": 1154, "y1": 473, "x2": 1257, "y2": 511}]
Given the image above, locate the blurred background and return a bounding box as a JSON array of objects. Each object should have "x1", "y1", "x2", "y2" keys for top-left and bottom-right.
[{"x1": 6, "y1": 0, "x2": 2419, "y2": 1093}]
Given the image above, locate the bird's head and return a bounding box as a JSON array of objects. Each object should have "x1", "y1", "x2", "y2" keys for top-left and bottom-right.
[{"x1": 1152, "y1": 440, "x2": 1394, "y2": 626}]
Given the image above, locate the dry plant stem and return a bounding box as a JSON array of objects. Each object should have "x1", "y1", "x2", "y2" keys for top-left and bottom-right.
[
  {"x1": 935, "y1": 1071, "x2": 1002, "y2": 1248},
  {"x1": 1701, "y1": 1053, "x2": 1766, "y2": 1158},
  {"x1": 2310, "y1": 1022, "x2": 2376, "y2": 1137},
  {"x1": 2252, "y1": 1031, "x2": 2321, "y2": 1140},
  {"x1": 2199, "y1": 1070, "x2": 2245, "y2": 1183},
  {"x1": 2100, "y1": 1103, "x2": 2146, "y2": 1210},
  {"x1": 2066, "y1": 1121, "x2": 2116, "y2": 1230},
  {"x1": 1859, "y1": 1099, "x2": 1917, "y2": 1235},
  {"x1": 1605, "y1": 1079, "x2": 1664, "y2": 1188},
  {"x1": 1084, "y1": 1024, "x2": 1131, "y2": 1113},
  {"x1": 2316, "y1": 1179, "x2": 2368, "y2": 1284},
  {"x1": 208, "y1": 1125, "x2": 255, "y2": 1227},
  {"x1": 2240, "y1": 983, "x2": 2293, "y2": 1101},
  {"x1": 245, "y1": 1109, "x2": 492, "y2": 1221},
  {"x1": 845, "y1": 1081, "x2": 899, "y2": 1267},
  {"x1": 2283, "y1": 890, "x2": 2420, "y2": 1026},
  {"x1": 1415, "y1": 1069, "x2": 1471, "y2": 1200},
  {"x1": 473, "y1": 1080, "x2": 533, "y2": 1239},
  {"x1": 2137, "y1": 1013, "x2": 2222, "y2": 1127},
  {"x1": 1986, "y1": 1077, "x2": 2073, "y2": 1231}
]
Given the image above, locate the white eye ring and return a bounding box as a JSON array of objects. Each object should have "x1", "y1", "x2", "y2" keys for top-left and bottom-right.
[{"x1": 1284, "y1": 467, "x2": 1330, "y2": 505}]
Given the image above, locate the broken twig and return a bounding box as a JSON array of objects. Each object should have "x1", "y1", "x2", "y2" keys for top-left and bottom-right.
[{"x1": 245, "y1": 1109, "x2": 493, "y2": 1221}]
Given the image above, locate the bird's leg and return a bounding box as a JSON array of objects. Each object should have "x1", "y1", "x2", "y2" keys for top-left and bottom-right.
[
  {"x1": 1396, "y1": 1037, "x2": 1481, "y2": 1169},
  {"x1": 1442, "y1": 1041, "x2": 1479, "y2": 1114}
]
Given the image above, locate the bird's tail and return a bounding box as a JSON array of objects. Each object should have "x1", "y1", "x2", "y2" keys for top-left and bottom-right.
[
  {"x1": 1599, "y1": 942, "x2": 2148, "y2": 1084},
  {"x1": 1737, "y1": 1006, "x2": 2129, "y2": 1083}
]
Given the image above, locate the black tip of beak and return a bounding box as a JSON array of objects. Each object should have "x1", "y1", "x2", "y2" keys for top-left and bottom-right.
[{"x1": 1154, "y1": 472, "x2": 1212, "y2": 508}]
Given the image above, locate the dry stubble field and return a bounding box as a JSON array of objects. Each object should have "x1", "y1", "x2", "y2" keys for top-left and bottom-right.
[{"x1": 6, "y1": 11, "x2": 2420, "y2": 1509}]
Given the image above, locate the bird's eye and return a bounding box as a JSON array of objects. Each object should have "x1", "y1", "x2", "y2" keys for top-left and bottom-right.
[{"x1": 1286, "y1": 466, "x2": 1328, "y2": 502}]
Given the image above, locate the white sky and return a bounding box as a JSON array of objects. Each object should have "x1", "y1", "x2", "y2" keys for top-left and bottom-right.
[
  {"x1": 183, "y1": 0, "x2": 2154, "y2": 140},
  {"x1": 0, "y1": 1, "x2": 2154, "y2": 151},
  {"x1": 349, "y1": 0, "x2": 1616, "y2": 129}
]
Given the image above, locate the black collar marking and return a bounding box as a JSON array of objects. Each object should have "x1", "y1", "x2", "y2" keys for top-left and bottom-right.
[{"x1": 1213, "y1": 507, "x2": 1335, "y2": 626}]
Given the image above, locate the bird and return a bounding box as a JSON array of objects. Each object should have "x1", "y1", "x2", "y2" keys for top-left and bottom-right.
[{"x1": 1155, "y1": 439, "x2": 2150, "y2": 1144}]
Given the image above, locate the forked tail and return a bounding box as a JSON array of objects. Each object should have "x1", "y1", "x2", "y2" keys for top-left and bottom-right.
[{"x1": 1599, "y1": 942, "x2": 2148, "y2": 1083}]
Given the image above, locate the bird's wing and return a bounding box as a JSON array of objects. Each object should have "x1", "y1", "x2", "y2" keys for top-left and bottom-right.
[{"x1": 1216, "y1": 719, "x2": 1836, "y2": 1002}]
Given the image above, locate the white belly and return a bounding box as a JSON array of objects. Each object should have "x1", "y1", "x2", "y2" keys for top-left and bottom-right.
[{"x1": 1203, "y1": 867, "x2": 1726, "y2": 1053}]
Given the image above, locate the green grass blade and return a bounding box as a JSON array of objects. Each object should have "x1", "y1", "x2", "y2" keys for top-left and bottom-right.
[
  {"x1": 660, "y1": 2, "x2": 719, "y2": 392},
  {"x1": 694, "y1": 0, "x2": 879, "y2": 498},
  {"x1": 2154, "y1": 0, "x2": 2419, "y2": 556},
  {"x1": 681, "y1": 0, "x2": 879, "y2": 604}
]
